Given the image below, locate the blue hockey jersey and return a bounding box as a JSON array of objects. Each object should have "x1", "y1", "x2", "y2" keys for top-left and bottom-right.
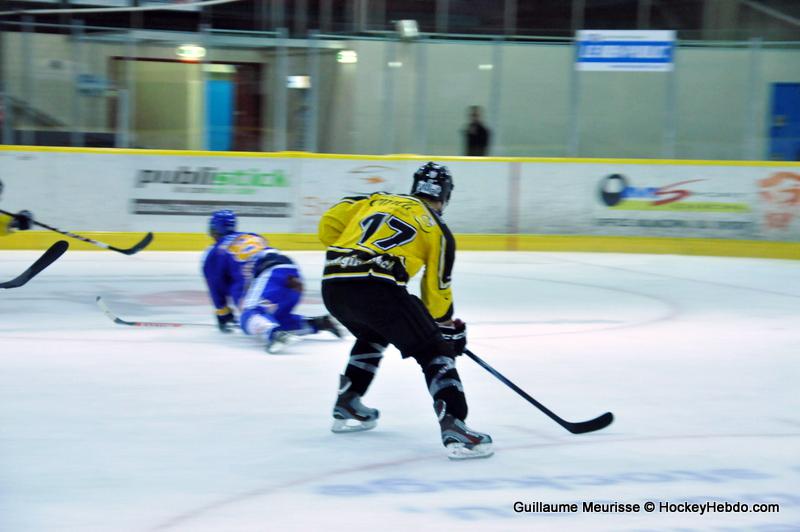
[
  {"x1": 202, "y1": 232, "x2": 270, "y2": 312},
  {"x1": 202, "y1": 232, "x2": 295, "y2": 312}
]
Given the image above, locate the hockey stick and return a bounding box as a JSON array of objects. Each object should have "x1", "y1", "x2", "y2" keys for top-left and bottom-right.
[
  {"x1": 464, "y1": 349, "x2": 614, "y2": 434},
  {"x1": 0, "y1": 209, "x2": 153, "y2": 255},
  {"x1": 0, "y1": 240, "x2": 69, "y2": 289},
  {"x1": 96, "y1": 296, "x2": 217, "y2": 328}
]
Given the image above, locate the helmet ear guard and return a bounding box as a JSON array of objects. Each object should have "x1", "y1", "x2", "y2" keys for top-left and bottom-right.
[{"x1": 411, "y1": 162, "x2": 454, "y2": 206}]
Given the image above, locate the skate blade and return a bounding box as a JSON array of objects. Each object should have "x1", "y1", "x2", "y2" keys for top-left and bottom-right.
[
  {"x1": 331, "y1": 418, "x2": 377, "y2": 433},
  {"x1": 265, "y1": 334, "x2": 300, "y2": 354},
  {"x1": 266, "y1": 342, "x2": 288, "y2": 354},
  {"x1": 446, "y1": 442, "x2": 494, "y2": 460}
]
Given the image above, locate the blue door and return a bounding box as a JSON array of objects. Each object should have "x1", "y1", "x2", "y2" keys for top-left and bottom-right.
[
  {"x1": 206, "y1": 79, "x2": 234, "y2": 151},
  {"x1": 769, "y1": 83, "x2": 800, "y2": 161}
]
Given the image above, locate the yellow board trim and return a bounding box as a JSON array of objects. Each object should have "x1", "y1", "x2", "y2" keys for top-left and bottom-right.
[
  {"x1": 2, "y1": 145, "x2": 800, "y2": 167},
  {"x1": 1, "y1": 231, "x2": 798, "y2": 260}
]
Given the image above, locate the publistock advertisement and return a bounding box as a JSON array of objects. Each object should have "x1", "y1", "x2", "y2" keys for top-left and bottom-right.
[
  {"x1": 130, "y1": 156, "x2": 294, "y2": 233},
  {"x1": 0, "y1": 150, "x2": 298, "y2": 233}
]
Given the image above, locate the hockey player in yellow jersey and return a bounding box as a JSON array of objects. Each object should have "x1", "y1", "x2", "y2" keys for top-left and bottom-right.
[{"x1": 318, "y1": 162, "x2": 492, "y2": 460}]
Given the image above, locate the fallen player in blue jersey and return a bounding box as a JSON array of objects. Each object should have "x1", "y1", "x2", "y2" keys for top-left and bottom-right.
[{"x1": 202, "y1": 209, "x2": 342, "y2": 353}]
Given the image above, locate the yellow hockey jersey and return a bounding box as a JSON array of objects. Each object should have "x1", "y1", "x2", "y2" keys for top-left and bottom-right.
[
  {"x1": 318, "y1": 192, "x2": 456, "y2": 322},
  {"x1": 0, "y1": 212, "x2": 13, "y2": 236}
]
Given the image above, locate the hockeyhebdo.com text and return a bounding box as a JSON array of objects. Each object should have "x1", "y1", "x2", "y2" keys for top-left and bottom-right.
[{"x1": 512, "y1": 500, "x2": 780, "y2": 515}]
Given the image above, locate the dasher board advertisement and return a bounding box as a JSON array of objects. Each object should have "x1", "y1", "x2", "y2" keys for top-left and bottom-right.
[{"x1": 1, "y1": 148, "x2": 799, "y2": 242}]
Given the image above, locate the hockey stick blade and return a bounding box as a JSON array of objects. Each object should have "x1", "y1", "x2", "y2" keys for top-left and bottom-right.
[
  {"x1": 96, "y1": 296, "x2": 216, "y2": 328},
  {"x1": 0, "y1": 240, "x2": 68, "y2": 289},
  {"x1": 564, "y1": 411, "x2": 614, "y2": 435},
  {"x1": 464, "y1": 349, "x2": 614, "y2": 435},
  {"x1": 109, "y1": 232, "x2": 154, "y2": 255}
]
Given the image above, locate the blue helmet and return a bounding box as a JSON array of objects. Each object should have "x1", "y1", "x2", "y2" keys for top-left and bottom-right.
[{"x1": 209, "y1": 209, "x2": 237, "y2": 238}]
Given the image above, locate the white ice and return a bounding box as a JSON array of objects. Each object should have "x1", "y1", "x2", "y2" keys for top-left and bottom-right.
[{"x1": 1, "y1": 250, "x2": 799, "y2": 532}]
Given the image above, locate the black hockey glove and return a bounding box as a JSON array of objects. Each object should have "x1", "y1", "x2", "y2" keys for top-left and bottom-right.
[
  {"x1": 10, "y1": 210, "x2": 33, "y2": 231},
  {"x1": 439, "y1": 319, "x2": 467, "y2": 356},
  {"x1": 216, "y1": 308, "x2": 236, "y2": 333}
]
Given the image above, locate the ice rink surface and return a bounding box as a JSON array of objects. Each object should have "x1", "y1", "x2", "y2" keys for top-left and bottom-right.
[{"x1": 1, "y1": 249, "x2": 799, "y2": 532}]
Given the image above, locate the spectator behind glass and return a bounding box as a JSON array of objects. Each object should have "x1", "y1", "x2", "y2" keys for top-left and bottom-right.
[{"x1": 463, "y1": 105, "x2": 490, "y2": 156}]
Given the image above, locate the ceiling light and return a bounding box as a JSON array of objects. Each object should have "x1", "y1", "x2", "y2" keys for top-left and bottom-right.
[
  {"x1": 175, "y1": 44, "x2": 206, "y2": 62},
  {"x1": 337, "y1": 50, "x2": 358, "y2": 64}
]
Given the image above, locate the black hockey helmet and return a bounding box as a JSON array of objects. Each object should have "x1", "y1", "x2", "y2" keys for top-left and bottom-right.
[{"x1": 411, "y1": 162, "x2": 454, "y2": 206}]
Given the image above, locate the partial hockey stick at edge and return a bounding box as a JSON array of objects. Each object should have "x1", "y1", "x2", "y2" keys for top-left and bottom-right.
[
  {"x1": 0, "y1": 209, "x2": 153, "y2": 255},
  {"x1": 463, "y1": 348, "x2": 614, "y2": 434},
  {"x1": 0, "y1": 240, "x2": 69, "y2": 289},
  {"x1": 96, "y1": 296, "x2": 218, "y2": 328}
]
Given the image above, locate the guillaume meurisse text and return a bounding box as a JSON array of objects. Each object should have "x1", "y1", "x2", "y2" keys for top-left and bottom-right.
[{"x1": 513, "y1": 500, "x2": 779, "y2": 514}]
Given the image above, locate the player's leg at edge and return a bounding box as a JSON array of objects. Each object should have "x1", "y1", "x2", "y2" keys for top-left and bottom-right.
[
  {"x1": 331, "y1": 375, "x2": 380, "y2": 433},
  {"x1": 330, "y1": 338, "x2": 385, "y2": 432},
  {"x1": 435, "y1": 400, "x2": 493, "y2": 460},
  {"x1": 423, "y1": 354, "x2": 493, "y2": 460}
]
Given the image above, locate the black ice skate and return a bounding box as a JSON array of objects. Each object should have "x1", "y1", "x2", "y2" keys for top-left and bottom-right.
[
  {"x1": 331, "y1": 375, "x2": 379, "y2": 433},
  {"x1": 311, "y1": 315, "x2": 344, "y2": 338},
  {"x1": 434, "y1": 400, "x2": 493, "y2": 460}
]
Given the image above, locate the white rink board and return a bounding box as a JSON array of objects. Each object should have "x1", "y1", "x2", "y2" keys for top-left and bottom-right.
[{"x1": 1, "y1": 148, "x2": 799, "y2": 240}]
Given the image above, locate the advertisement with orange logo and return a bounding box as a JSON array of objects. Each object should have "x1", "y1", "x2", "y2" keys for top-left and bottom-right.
[
  {"x1": 758, "y1": 171, "x2": 800, "y2": 234},
  {"x1": 297, "y1": 160, "x2": 511, "y2": 234},
  {"x1": 590, "y1": 169, "x2": 755, "y2": 238}
]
